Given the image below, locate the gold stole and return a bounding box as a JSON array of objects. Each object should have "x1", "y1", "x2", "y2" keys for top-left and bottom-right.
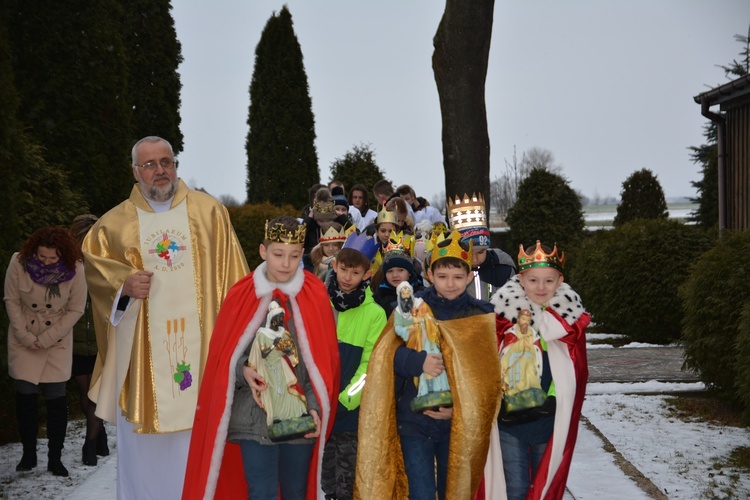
[{"x1": 134, "y1": 200, "x2": 202, "y2": 432}]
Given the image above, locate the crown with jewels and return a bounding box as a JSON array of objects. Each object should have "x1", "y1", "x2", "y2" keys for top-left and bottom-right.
[
  {"x1": 376, "y1": 206, "x2": 399, "y2": 226},
  {"x1": 383, "y1": 231, "x2": 415, "y2": 257},
  {"x1": 265, "y1": 220, "x2": 306, "y2": 245},
  {"x1": 318, "y1": 224, "x2": 355, "y2": 244},
  {"x1": 313, "y1": 199, "x2": 335, "y2": 215},
  {"x1": 426, "y1": 229, "x2": 472, "y2": 269},
  {"x1": 342, "y1": 231, "x2": 380, "y2": 261},
  {"x1": 518, "y1": 240, "x2": 565, "y2": 274},
  {"x1": 447, "y1": 192, "x2": 490, "y2": 248}
]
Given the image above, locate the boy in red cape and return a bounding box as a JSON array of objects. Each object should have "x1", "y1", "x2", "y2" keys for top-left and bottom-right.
[{"x1": 183, "y1": 216, "x2": 340, "y2": 499}]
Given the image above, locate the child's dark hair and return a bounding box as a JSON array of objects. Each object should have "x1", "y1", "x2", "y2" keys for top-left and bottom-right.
[
  {"x1": 334, "y1": 248, "x2": 370, "y2": 271},
  {"x1": 263, "y1": 216, "x2": 304, "y2": 246}
]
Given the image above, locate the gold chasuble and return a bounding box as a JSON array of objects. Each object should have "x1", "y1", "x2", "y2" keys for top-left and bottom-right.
[
  {"x1": 355, "y1": 312, "x2": 502, "y2": 499},
  {"x1": 83, "y1": 180, "x2": 249, "y2": 433}
]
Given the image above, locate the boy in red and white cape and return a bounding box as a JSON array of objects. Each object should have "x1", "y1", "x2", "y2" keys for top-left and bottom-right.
[
  {"x1": 490, "y1": 240, "x2": 589, "y2": 500},
  {"x1": 183, "y1": 216, "x2": 340, "y2": 499}
]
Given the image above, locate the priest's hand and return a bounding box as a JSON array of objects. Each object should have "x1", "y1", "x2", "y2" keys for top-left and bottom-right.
[
  {"x1": 424, "y1": 406, "x2": 453, "y2": 420},
  {"x1": 304, "y1": 409, "x2": 321, "y2": 439},
  {"x1": 242, "y1": 364, "x2": 267, "y2": 408},
  {"x1": 123, "y1": 270, "x2": 154, "y2": 300}
]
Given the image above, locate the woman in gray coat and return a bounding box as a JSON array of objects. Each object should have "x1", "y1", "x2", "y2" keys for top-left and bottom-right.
[{"x1": 4, "y1": 226, "x2": 87, "y2": 477}]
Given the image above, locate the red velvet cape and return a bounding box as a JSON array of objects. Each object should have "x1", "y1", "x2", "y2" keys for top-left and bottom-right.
[{"x1": 183, "y1": 269, "x2": 340, "y2": 499}]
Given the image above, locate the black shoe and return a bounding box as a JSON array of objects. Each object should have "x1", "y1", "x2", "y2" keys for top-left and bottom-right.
[
  {"x1": 47, "y1": 458, "x2": 69, "y2": 477},
  {"x1": 16, "y1": 452, "x2": 37, "y2": 472},
  {"x1": 96, "y1": 427, "x2": 109, "y2": 457},
  {"x1": 83, "y1": 439, "x2": 98, "y2": 466}
]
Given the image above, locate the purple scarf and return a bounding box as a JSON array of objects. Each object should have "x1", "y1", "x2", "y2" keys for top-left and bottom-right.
[{"x1": 24, "y1": 255, "x2": 76, "y2": 299}]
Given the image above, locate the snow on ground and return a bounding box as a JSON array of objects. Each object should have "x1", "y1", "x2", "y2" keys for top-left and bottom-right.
[{"x1": 1, "y1": 346, "x2": 747, "y2": 498}]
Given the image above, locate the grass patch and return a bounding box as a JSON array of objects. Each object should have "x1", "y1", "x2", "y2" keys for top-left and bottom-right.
[
  {"x1": 727, "y1": 446, "x2": 750, "y2": 470},
  {"x1": 587, "y1": 336, "x2": 632, "y2": 348},
  {"x1": 664, "y1": 393, "x2": 748, "y2": 428}
]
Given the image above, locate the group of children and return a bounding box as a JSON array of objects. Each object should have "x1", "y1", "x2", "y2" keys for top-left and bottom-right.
[{"x1": 183, "y1": 190, "x2": 590, "y2": 500}]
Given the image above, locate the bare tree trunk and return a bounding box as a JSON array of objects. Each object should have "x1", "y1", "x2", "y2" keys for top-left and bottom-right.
[{"x1": 432, "y1": 0, "x2": 495, "y2": 213}]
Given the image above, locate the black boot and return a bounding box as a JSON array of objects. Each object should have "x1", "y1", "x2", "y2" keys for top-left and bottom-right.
[
  {"x1": 46, "y1": 396, "x2": 69, "y2": 477},
  {"x1": 82, "y1": 439, "x2": 97, "y2": 466},
  {"x1": 95, "y1": 423, "x2": 109, "y2": 457},
  {"x1": 15, "y1": 393, "x2": 39, "y2": 472}
]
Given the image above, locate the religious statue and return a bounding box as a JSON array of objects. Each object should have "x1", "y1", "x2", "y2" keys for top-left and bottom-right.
[
  {"x1": 247, "y1": 301, "x2": 316, "y2": 441},
  {"x1": 393, "y1": 282, "x2": 453, "y2": 412}
]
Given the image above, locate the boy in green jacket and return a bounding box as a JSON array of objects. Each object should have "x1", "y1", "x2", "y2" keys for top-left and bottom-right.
[{"x1": 321, "y1": 232, "x2": 386, "y2": 500}]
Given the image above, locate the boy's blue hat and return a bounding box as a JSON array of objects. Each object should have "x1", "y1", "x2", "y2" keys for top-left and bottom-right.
[
  {"x1": 381, "y1": 251, "x2": 415, "y2": 277},
  {"x1": 342, "y1": 231, "x2": 380, "y2": 261}
]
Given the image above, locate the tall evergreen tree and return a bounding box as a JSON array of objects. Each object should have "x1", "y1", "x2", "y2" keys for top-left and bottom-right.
[
  {"x1": 328, "y1": 144, "x2": 389, "y2": 197},
  {"x1": 8, "y1": 0, "x2": 134, "y2": 216},
  {"x1": 121, "y1": 0, "x2": 184, "y2": 152},
  {"x1": 246, "y1": 6, "x2": 318, "y2": 208},
  {"x1": 506, "y1": 168, "x2": 584, "y2": 251},
  {"x1": 613, "y1": 168, "x2": 668, "y2": 227}
]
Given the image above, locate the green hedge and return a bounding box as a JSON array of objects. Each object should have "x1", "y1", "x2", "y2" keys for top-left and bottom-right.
[
  {"x1": 569, "y1": 219, "x2": 715, "y2": 344},
  {"x1": 680, "y1": 230, "x2": 750, "y2": 395},
  {"x1": 736, "y1": 302, "x2": 750, "y2": 421},
  {"x1": 228, "y1": 202, "x2": 298, "y2": 270}
]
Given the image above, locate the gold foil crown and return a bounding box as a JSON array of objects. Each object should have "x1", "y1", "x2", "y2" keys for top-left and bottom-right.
[
  {"x1": 264, "y1": 220, "x2": 306, "y2": 245},
  {"x1": 427, "y1": 229, "x2": 472, "y2": 268},
  {"x1": 447, "y1": 192, "x2": 487, "y2": 230},
  {"x1": 376, "y1": 206, "x2": 399, "y2": 226},
  {"x1": 383, "y1": 231, "x2": 415, "y2": 256},
  {"x1": 313, "y1": 200, "x2": 334, "y2": 214},
  {"x1": 518, "y1": 240, "x2": 565, "y2": 273}
]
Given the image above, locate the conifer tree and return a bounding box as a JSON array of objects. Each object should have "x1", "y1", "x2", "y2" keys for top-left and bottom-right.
[
  {"x1": 613, "y1": 169, "x2": 668, "y2": 227},
  {"x1": 506, "y1": 168, "x2": 585, "y2": 251},
  {"x1": 121, "y1": 0, "x2": 184, "y2": 152},
  {"x1": 8, "y1": 0, "x2": 134, "y2": 216},
  {"x1": 328, "y1": 144, "x2": 389, "y2": 196},
  {"x1": 246, "y1": 6, "x2": 319, "y2": 208},
  {"x1": 688, "y1": 123, "x2": 718, "y2": 228}
]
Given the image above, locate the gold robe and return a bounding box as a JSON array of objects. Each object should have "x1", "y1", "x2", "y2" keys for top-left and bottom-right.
[
  {"x1": 355, "y1": 312, "x2": 502, "y2": 499},
  {"x1": 82, "y1": 180, "x2": 248, "y2": 433}
]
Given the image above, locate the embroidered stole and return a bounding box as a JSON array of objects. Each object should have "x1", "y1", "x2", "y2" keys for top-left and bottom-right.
[{"x1": 136, "y1": 199, "x2": 202, "y2": 432}]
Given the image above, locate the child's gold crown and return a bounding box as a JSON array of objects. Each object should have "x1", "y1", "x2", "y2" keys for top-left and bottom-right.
[
  {"x1": 313, "y1": 200, "x2": 334, "y2": 214},
  {"x1": 518, "y1": 240, "x2": 565, "y2": 273},
  {"x1": 376, "y1": 206, "x2": 399, "y2": 226},
  {"x1": 427, "y1": 229, "x2": 472, "y2": 269},
  {"x1": 264, "y1": 220, "x2": 306, "y2": 245},
  {"x1": 319, "y1": 224, "x2": 354, "y2": 244},
  {"x1": 383, "y1": 231, "x2": 415, "y2": 256}
]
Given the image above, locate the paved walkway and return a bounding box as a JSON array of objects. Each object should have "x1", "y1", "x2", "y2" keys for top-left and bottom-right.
[{"x1": 587, "y1": 346, "x2": 700, "y2": 384}]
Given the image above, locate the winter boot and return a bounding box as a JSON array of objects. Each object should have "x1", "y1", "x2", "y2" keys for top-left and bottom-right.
[
  {"x1": 95, "y1": 422, "x2": 109, "y2": 456},
  {"x1": 45, "y1": 396, "x2": 69, "y2": 477},
  {"x1": 82, "y1": 439, "x2": 97, "y2": 466},
  {"x1": 15, "y1": 393, "x2": 39, "y2": 472}
]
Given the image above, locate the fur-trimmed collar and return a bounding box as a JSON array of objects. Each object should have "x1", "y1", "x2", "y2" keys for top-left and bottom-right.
[
  {"x1": 253, "y1": 261, "x2": 305, "y2": 298},
  {"x1": 490, "y1": 275, "x2": 585, "y2": 326}
]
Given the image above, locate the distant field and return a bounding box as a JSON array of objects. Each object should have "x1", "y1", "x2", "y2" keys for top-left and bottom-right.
[{"x1": 488, "y1": 202, "x2": 698, "y2": 230}]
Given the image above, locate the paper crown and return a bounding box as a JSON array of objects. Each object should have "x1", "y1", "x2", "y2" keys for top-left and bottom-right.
[
  {"x1": 319, "y1": 224, "x2": 355, "y2": 244},
  {"x1": 376, "y1": 206, "x2": 399, "y2": 226},
  {"x1": 265, "y1": 220, "x2": 306, "y2": 245},
  {"x1": 518, "y1": 240, "x2": 565, "y2": 274},
  {"x1": 426, "y1": 229, "x2": 472, "y2": 269},
  {"x1": 447, "y1": 193, "x2": 490, "y2": 248},
  {"x1": 383, "y1": 231, "x2": 415, "y2": 257},
  {"x1": 342, "y1": 231, "x2": 380, "y2": 261}
]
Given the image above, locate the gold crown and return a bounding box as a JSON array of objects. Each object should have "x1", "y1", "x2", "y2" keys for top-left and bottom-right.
[
  {"x1": 264, "y1": 220, "x2": 306, "y2": 245},
  {"x1": 447, "y1": 193, "x2": 487, "y2": 230},
  {"x1": 376, "y1": 206, "x2": 399, "y2": 226},
  {"x1": 319, "y1": 224, "x2": 355, "y2": 243},
  {"x1": 426, "y1": 229, "x2": 472, "y2": 269},
  {"x1": 518, "y1": 240, "x2": 565, "y2": 273},
  {"x1": 383, "y1": 231, "x2": 415, "y2": 256},
  {"x1": 313, "y1": 200, "x2": 334, "y2": 214}
]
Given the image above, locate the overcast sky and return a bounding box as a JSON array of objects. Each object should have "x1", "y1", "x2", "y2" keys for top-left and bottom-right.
[{"x1": 171, "y1": 0, "x2": 749, "y2": 204}]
